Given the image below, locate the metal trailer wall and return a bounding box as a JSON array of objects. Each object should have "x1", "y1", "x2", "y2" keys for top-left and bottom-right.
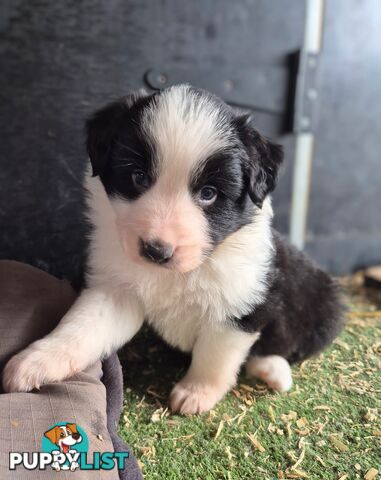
[
  {"x1": 305, "y1": 0, "x2": 381, "y2": 273},
  {"x1": 0, "y1": 0, "x2": 380, "y2": 287}
]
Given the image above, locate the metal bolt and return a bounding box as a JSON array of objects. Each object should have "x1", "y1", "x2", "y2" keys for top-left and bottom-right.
[
  {"x1": 307, "y1": 88, "x2": 318, "y2": 100},
  {"x1": 157, "y1": 74, "x2": 168, "y2": 85},
  {"x1": 308, "y1": 56, "x2": 317, "y2": 69},
  {"x1": 300, "y1": 117, "x2": 310, "y2": 129},
  {"x1": 223, "y1": 79, "x2": 234, "y2": 91}
]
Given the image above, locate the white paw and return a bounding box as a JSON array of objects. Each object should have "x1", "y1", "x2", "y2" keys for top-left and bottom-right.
[
  {"x1": 246, "y1": 355, "x2": 293, "y2": 392},
  {"x1": 70, "y1": 461, "x2": 79, "y2": 471},
  {"x1": 2, "y1": 341, "x2": 75, "y2": 392},
  {"x1": 169, "y1": 380, "x2": 225, "y2": 414}
]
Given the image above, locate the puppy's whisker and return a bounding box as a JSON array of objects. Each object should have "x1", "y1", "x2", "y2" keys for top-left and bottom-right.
[
  {"x1": 114, "y1": 141, "x2": 144, "y2": 158},
  {"x1": 112, "y1": 162, "x2": 135, "y2": 169}
]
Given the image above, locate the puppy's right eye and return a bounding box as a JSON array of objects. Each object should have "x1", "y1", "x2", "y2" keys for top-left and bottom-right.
[
  {"x1": 198, "y1": 185, "x2": 218, "y2": 206},
  {"x1": 131, "y1": 169, "x2": 150, "y2": 191}
]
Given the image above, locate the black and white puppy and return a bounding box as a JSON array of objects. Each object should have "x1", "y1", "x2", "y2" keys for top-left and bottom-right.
[{"x1": 3, "y1": 85, "x2": 343, "y2": 414}]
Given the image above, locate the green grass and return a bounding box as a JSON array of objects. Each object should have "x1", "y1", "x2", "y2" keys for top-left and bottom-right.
[{"x1": 118, "y1": 281, "x2": 381, "y2": 480}]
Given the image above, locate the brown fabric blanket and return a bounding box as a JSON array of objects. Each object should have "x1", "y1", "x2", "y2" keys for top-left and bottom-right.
[{"x1": 0, "y1": 260, "x2": 142, "y2": 480}]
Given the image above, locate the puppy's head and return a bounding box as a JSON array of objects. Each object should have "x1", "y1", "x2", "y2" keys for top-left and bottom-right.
[{"x1": 87, "y1": 85, "x2": 283, "y2": 273}]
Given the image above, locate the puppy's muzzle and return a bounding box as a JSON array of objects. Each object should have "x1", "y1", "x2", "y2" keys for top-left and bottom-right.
[{"x1": 139, "y1": 238, "x2": 174, "y2": 264}]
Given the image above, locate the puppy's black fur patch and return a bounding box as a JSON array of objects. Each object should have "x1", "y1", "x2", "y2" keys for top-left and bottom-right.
[
  {"x1": 237, "y1": 231, "x2": 344, "y2": 363},
  {"x1": 86, "y1": 93, "x2": 157, "y2": 199},
  {"x1": 190, "y1": 148, "x2": 253, "y2": 244},
  {"x1": 234, "y1": 114, "x2": 284, "y2": 208}
]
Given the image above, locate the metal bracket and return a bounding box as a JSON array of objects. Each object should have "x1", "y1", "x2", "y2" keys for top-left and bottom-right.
[
  {"x1": 144, "y1": 50, "x2": 319, "y2": 136},
  {"x1": 145, "y1": 63, "x2": 291, "y2": 116},
  {"x1": 292, "y1": 51, "x2": 320, "y2": 133}
]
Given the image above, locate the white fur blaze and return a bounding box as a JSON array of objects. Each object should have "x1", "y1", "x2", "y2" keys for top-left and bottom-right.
[{"x1": 246, "y1": 355, "x2": 293, "y2": 392}]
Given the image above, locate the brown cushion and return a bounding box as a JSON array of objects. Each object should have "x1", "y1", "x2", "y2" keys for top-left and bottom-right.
[{"x1": 0, "y1": 261, "x2": 119, "y2": 479}]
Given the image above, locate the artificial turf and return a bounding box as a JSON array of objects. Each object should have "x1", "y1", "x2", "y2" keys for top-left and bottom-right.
[{"x1": 118, "y1": 277, "x2": 381, "y2": 480}]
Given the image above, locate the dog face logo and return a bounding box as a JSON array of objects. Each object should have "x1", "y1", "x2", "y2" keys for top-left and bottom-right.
[
  {"x1": 42, "y1": 422, "x2": 88, "y2": 472},
  {"x1": 44, "y1": 423, "x2": 82, "y2": 454}
]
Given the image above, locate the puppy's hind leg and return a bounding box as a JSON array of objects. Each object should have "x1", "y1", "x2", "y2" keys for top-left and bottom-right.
[{"x1": 246, "y1": 355, "x2": 293, "y2": 392}]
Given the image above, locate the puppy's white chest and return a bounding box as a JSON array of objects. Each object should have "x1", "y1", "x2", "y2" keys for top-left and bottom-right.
[
  {"x1": 142, "y1": 284, "x2": 205, "y2": 352},
  {"x1": 134, "y1": 265, "x2": 260, "y2": 352}
]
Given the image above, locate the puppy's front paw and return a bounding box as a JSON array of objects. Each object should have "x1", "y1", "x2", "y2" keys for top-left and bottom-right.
[
  {"x1": 169, "y1": 380, "x2": 225, "y2": 415},
  {"x1": 2, "y1": 342, "x2": 75, "y2": 392}
]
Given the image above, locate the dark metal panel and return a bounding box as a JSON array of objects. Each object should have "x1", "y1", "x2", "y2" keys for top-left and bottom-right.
[
  {"x1": 145, "y1": 64, "x2": 290, "y2": 114},
  {"x1": 305, "y1": 0, "x2": 381, "y2": 273},
  {"x1": 0, "y1": 0, "x2": 304, "y2": 284}
]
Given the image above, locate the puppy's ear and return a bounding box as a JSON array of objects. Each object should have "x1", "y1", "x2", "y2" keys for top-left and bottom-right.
[
  {"x1": 66, "y1": 423, "x2": 78, "y2": 434},
  {"x1": 86, "y1": 92, "x2": 149, "y2": 177},
  {"x1": 44, "y1": 426, "x2": 60, "y2": 445},
  {"x1": 235, "y1": 114, "x2": 283, "y2": 208}
]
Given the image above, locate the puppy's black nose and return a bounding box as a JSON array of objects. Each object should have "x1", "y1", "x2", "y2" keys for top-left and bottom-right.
[
  {"x1": 139, "y1": 239, "x2": 174, "y2": 264},
  {"x1": 72, "y1": 433, "x2": 80, "y2": 440}
]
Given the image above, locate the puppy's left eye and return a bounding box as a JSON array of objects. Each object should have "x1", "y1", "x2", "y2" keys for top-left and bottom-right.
[
  {"x1": 198, "y1": 186, "x2": 217, "y2": 206},
  {"x1": 132, "y1": 169, "x2": 150, "y2": 191}
]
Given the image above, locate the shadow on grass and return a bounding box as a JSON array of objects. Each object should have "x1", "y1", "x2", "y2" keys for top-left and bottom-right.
[
  {"x1": 363, "y1": 286, "x2": 381, "y2": 308},
  {"x1": 118, "y1": 325, "x2": 191, "y2": 403}
]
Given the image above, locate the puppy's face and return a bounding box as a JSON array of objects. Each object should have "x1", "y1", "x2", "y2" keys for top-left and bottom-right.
[{"x1": 87, "y1": 85, "x2": 282, "y2": 273}]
